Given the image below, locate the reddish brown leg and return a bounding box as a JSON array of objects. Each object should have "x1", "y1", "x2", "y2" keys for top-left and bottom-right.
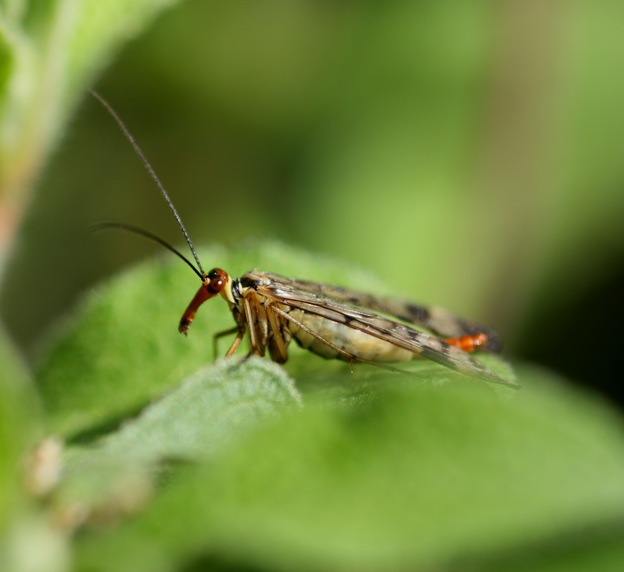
[
  {"x1": 265, "y1": 305, "x2": 289, "y2": 363},
  {"x1": 242, "y1": 296, "x2": 266, "y2": 357},
  {"x1": 213, "y1": 326, "x2": 240, "y2": 360},
  {"x1": 225, "y1": 330, "x2": 245, "y2": 357}
]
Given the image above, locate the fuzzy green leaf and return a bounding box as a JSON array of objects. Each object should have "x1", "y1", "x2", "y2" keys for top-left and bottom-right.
[
  {"x1": 32, "y1": 241, "x2": 624, "y2": 570},
  {"x1": 50, "y1": 357, "x2": 301, "y2": 529},
  {"x1": 73, "y1": 366, "x2": 624, "y2": 572},
  {"x1": 92, "y1": 357, "x2": 302, "y2": 463}
]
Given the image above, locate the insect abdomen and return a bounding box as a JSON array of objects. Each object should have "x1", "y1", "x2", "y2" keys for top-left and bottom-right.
[{"x1": 287, "y1": 310, "x2": 416, "y2": 362}]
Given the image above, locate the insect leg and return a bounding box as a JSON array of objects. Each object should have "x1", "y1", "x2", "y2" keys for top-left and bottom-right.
[
  {"x1": 213, "y1": 326, "x2": 240, "y2": 360},
  {"x1": 225, "y1": 329, "x2": 245, "y2": 357},
  {"x1": 242, "y1": 295, "x2": 266, "y2": 357},
  {"x1": 265, "y1": 305, "x2": 289, "y2": 363}
]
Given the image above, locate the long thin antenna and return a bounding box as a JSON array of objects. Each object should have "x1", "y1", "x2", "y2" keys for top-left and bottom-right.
[
  {"x1": 90, "y1": 90, "x2": 205, "y2": 276},
  {"x1": 93, "y1": 222, "x2": 204, "y2": 280}
]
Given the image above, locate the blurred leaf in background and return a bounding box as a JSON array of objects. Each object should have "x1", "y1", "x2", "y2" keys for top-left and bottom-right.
[{"x1": 0, "y1": 0, "x2": 182, "y2": 258}]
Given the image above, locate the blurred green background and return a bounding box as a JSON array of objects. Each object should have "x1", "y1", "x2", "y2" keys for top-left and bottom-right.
[{"x1": 1, "y1": 0, "x2": 624, "y2": 404}]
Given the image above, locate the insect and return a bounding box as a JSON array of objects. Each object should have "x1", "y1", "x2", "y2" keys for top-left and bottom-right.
[{"x1": 93, "y1": 92, "x2": 517, "y2": 388}]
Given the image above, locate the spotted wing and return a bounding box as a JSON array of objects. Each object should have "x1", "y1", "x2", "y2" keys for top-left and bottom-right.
[
  {"x1": 260, "y1": 273, "x2": 502, "y2": 352},
  {"x1": 252, "y1": 273, "x2": 517, "y2": 387}
]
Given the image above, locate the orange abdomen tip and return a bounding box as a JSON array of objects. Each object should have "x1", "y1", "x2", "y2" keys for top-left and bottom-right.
[{"x1": 445, "y1": 333, "x2": 489, "y2": 353}]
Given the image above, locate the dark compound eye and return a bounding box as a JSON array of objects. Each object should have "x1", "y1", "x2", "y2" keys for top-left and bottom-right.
[{"x1": 206, "y1": 268, "x2": 228, "y2": 294}]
